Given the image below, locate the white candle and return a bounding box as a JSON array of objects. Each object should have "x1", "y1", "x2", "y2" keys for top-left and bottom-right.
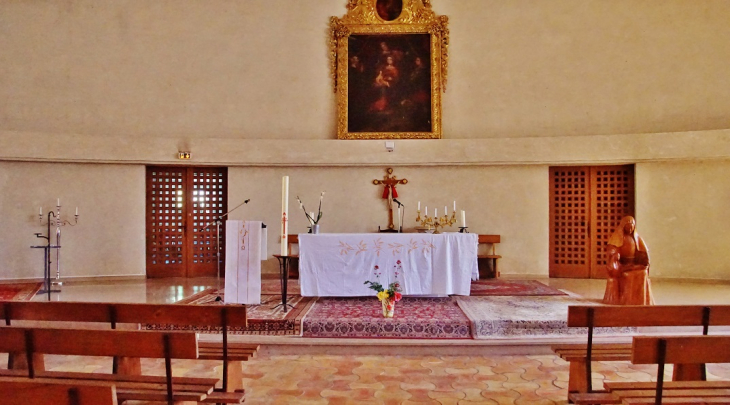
[
  {"x1": 40, "y1": 207, "x2": 42, "y2": 215},
  {"x1": 435, "y1": 208, "x2": 438, "y2": 218},
  {"x1": 75, "y1": 207, "x2": 78, "y2": 216},
  {"x1": 397, "y1": 206, "x2": 402, "y2": 232},
  {"x1": 57, "y1": 198, "x2": 60, "y2": 207},
  {"x1": 460, "y1": 210, "x2": 466, "y2": 228},
  {"x1": 453, "y1": 200, "x2": 456, "y2": 211},
  {"x1": 281, "y1": 176, "x2": 289, "y2": 256},
  {"x1": 425, "y1": 206, "x2": 427, "y2": 217},
  {"x1": 444, "y1": 206, "x2": 448, "y2": 216},
  {"x1": 418, "y1": 201, "x2": 421, "y2": 211}
]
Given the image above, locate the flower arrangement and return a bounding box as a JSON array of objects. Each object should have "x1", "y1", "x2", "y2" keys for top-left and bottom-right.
[
  {"x1": 296, "y1": 192, "x2": 325, "y2": 226},
  {"x1": 364, "y1": 263, "x2": 403, "y2": 317}
]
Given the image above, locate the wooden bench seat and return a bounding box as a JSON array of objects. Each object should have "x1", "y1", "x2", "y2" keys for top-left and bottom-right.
[
  {"x1": 553, "y1": 305, "x2": 730, "y2": 400},
  {"x1": 0, "y1": 300, "x2": 257, "y2": 394},
  {"x1": 0, "y1": 326, "x2": 220, "y2": 404},
  {"x1": 0, "y1": 378, "x2": 118, "y2": 405},
  {"x1": 569, "y1": 335, "x2": 730, "y2": 405}
]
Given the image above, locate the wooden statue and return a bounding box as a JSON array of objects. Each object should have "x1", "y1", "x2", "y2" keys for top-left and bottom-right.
[{"x1": 603, "y1": 216, "x2": 655, "y2": 305}]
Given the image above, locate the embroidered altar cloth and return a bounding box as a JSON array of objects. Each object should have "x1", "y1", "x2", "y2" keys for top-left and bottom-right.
[{"x1": 299, "y1": 233, "x2": 478, "y2": 297}]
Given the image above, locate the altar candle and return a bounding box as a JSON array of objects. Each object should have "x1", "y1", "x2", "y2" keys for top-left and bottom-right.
[
  {"x1": 444, "y1": 206, "x2": 448, "y2": 216},
  {"x1": 435, "y1": 208, "x2": 438, "y2": 218},
  {"x1": 57, "y1": 198, "x2": 60, "y2": 207},
  {"x1": 281, "y1": 176, "x2": 289, "y2": 256},
  {"x1": 453, "y1": 200, "x2": 456, "y2": 211},
  {"x1": 460, "y1": 210, "x2": 466, "y2": 228},
  {"x1": 418, "y1": 201, "x2": 421, "y2": 211},
  {"x1": 75, "y1": 207, "x2": 78, "y2": 216},
  {"x1": 397, "y1": 206, "x2": 402, "y2": 232},
  {"x1": 40, "y1": 207, "x2": 42, "y2": 216},
  {"x1": 425, "y1": 206, "x2": 427, "y2": 217}
]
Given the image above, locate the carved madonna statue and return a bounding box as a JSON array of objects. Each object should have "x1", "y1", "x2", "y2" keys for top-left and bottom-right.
[{"x1": 603, "y1": 216, "x2": 655, "y2": 305}]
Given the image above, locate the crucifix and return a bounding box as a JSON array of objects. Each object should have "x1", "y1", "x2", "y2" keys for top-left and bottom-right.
[{"x1": 372, "y1": 168, "x2": 408, "y2": 231}]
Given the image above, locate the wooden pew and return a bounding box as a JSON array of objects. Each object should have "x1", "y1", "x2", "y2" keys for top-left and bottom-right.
[
  {"x1": 552, "y1": 305, "x2": 730, "y2": 400},
  {"x1": 477, "y1": 234, "x2": 501, "y2": 278},
  {"x1": 0, "y1": 326, "x2": 218, "y2": 404},
  {"x1": 570, "y1": 335, "x2": 730, "y2": 404},
  {"x1": 0, "y1": 301, "x2": 256, "y2": 398},
  {"x1": 0, "y1": 379, "x2": 118, "y2": 405}
]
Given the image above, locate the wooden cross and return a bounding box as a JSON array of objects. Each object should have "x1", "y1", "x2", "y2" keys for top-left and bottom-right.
[{"x1": 372, "y1": 168, "x2": 408, "y2": 230}]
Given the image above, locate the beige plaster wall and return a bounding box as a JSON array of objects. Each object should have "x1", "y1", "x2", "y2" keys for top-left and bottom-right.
[
  {"x1": 0, "y1": 161, "x2": 145, "y2": 280},
  {"x1": 228, "y1": 165, "x2": 549, "y2": 275},
  {"x1": 2, "y1": 0, "x2": 729, "y2": 142},
  {"x1": 636, "y1": 161, "x2": 730, "y2": 280},
  {"x1": 2, "y1": 160, "x2": 730, "y2": 282},
  {"x1": 0, "y1": 162, "x2": 548, "y2": 280}
]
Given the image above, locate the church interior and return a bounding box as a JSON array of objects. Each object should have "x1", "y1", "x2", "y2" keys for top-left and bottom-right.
[{"x1": 2, "y1": 1, "x2": 730, "y2": 404}]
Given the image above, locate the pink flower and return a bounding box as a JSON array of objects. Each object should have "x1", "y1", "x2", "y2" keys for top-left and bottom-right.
[{"x1": 393, "y1": 292, "x2": 402, "y2": 302}]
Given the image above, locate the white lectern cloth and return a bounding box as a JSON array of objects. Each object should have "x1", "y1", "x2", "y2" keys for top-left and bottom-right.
[
  {"x1": 225, "y1": 220, "x2": 264, "y2": 304},
  {"x1": 299, "y1": 233, "x2": 478, "y2": 297}
]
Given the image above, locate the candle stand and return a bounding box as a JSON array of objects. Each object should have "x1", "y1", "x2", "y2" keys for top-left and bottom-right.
[
  {"x1": 273, "y1": 255, "x2": 295, "y2": 312},
  {"x1": 32, "y1": 205, "x2": 79, "y2": 301},
  {"x1": 415, "y1": 210, "x2": 457, "y2": 234}
]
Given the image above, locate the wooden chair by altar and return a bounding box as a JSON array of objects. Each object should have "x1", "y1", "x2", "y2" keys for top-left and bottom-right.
[{"x1": 603, "y1": 216, "x2": 655, "y2": 305}]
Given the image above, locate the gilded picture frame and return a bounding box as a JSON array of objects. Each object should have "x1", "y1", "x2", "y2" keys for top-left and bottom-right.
[{"x1": 330, "y1": 0, "x2": 449, "y2": 139}]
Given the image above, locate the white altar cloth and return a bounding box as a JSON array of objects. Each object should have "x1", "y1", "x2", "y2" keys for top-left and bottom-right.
[
  {"x1": 299, "y1": 233, "x2": 478, "y2": 297},
  {"x1": 224, "y1": 220, "x2": 265, "y2": 304}
]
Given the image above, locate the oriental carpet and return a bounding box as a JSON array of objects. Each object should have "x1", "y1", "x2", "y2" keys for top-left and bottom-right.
[
  {"x1": 302, "y1": 297, "x2": 471, "y2": 339},
  {"x1": 0, "y1": 282, "x2": 42, "y2": 301},
  {"x1": 470, "y1": 279, "x2": 567, "y2": 296},
  {"x1": 456, "y1": 295, "x2": 635, "y2": 339},
  {"x1": 145, "y1": 288, "x2": 316, "y2": 336}
]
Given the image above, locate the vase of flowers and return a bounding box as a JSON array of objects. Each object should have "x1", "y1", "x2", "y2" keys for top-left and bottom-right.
[
  {"x1": 364, "y1": 265, "x2": 402, "y2": 318},
  {"x1": 297, "y1": 192, "x2": 325, "y2": 234}
]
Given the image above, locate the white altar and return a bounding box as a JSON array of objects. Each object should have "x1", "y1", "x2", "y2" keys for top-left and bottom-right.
[{"x1": 298, "y1": 233, "x2": 478, "y2": 297}]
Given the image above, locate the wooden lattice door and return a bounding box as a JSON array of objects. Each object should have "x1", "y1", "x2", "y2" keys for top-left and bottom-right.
[
  {"x1": 146, "y1": 167, "x2": 228, "y2": 278},
  {"x1": 549, "y1": 165, "x2": 634, "y2": 278}
]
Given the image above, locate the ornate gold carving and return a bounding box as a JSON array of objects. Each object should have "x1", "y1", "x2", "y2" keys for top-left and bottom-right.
[{"x1": 329, "y1": 0, "x2": 449, "y2": 140}]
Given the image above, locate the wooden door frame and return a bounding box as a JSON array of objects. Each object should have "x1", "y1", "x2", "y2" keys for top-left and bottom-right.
[
  {"x1": 549, "y1": 165, "x2": 635, "y2": 279},
  {"x1": 145, "y1": 166, "x2": 228, "y2": 278}
]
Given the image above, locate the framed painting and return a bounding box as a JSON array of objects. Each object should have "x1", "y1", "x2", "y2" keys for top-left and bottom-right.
[{"x1": 330, "y1": 0, "x2": 449, "y2": 139}]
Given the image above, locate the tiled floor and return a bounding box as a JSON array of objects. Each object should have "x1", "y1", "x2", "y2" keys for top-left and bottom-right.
[{"x1": 17, "y1": 276, "x2": 730, "y2": 403}]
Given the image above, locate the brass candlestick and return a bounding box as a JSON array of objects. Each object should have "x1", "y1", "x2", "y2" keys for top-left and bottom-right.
[{"x1": 416, "y1": 210, "x2": 457, "y2": 234}]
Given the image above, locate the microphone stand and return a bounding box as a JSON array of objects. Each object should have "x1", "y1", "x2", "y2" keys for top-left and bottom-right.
[
  {"x1": 203, "y1": 199, "x2": 250, "y2": 301},
  {"x1": 394, "y1": 200, "x2": 404, "y2": 233}
]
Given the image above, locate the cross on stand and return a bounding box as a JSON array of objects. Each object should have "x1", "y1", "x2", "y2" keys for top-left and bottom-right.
[{"x1": 372, "y1": 168, "x2": 408, "y2": 231}]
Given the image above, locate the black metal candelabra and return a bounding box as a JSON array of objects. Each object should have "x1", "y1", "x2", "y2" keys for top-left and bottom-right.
[{"x1": 32, "y1": 204, "x2": 79, "y2": 301}]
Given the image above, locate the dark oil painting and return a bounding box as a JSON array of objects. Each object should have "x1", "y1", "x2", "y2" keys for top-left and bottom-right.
[{"x1": 347, "y1": 34, "x2": 432, "y2": 133}]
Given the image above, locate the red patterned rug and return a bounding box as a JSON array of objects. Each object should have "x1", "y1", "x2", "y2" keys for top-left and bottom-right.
[
  {"x1": 0, "y1": 282, "x2": 42, "y2": 301},
  {"x1": 260, "y1": 278, "x2": 300, "y2": 295},
  {"x1": 470, "y1": 279, "x2": 566, "y2": 296},
  {"x1": 144, "y1": 288, "x2": 316, "y2": 336},
  {"x1": 302, "y1": 297, "x2": 471, "y2": 339}
]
